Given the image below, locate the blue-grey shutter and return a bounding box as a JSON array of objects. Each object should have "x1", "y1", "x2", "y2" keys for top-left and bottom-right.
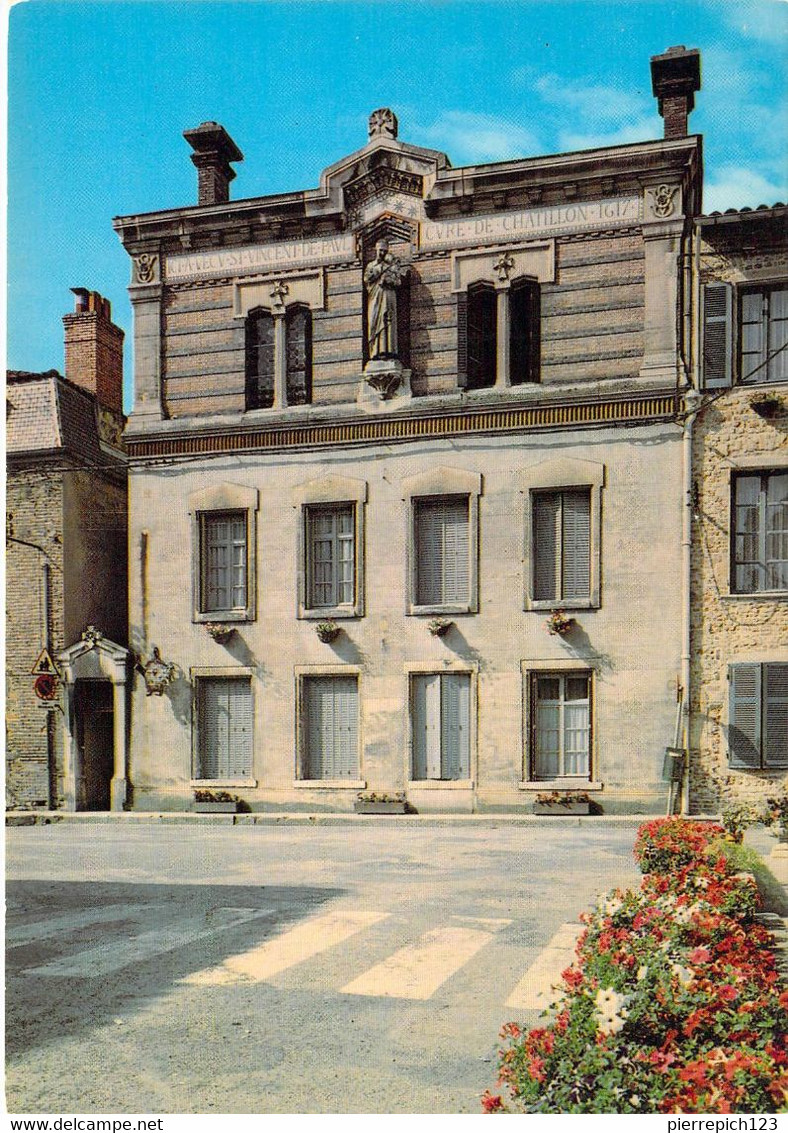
[
  {"x1": 561, "y1": 490, "x2": 591, "y2": 601},
  {"x1": 728, "y1": 664, "x2": 762, "y2": 768},
  {"x1": 306, "y1": 676, "x2": 358, "y2": 779},
  {"x1": 456, "y1": 292, "x2": 468, "y2": 389},
  {"x1": 766, "y1": 472, "x2": 788, "y2": 592},
  {"x1": 764, "y1": 664, "x2": 788, "y2": 769},
  {"x1": 441, "y1": 673, "x2": 470, "y2": 780},
  {"x1": 533, "y1": 492, "x2": 560, "y2": 601},
  {"x1": 412, "y1": 674, "x2": 441, "y2": 779},
  {"x1": 199, "y1": 678, "x2": 252, "y2": 778},
  {"x1": 416, "y1": 498, "x2": 469, "y2": 605},
  {"x1": 702, "y1": 283, "x2": 732, "y2": 388}
]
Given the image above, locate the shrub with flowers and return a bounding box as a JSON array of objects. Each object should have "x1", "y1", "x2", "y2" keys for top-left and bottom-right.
[{"x1": 483, "y1": 819, "x2": 788, "y2": 1114}]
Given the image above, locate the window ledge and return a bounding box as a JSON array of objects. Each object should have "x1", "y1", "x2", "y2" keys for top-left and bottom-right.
[
  {"x1": 407, "y1": 779, "x2": 474, "y2": 790},
  {"x1": 194, "y1": 612, "x2": 253, "y2": 625},
  {"x1": 191, "y1": 779, "x2": 257, "y2": 788},
  {"x1": 293, "y1": 780, "x2": 367, "y2": 789},
  {"x1": 299, "y1": 608, "x2": 361, "y2": 621},
  {"x1": 527, "y1": 600, "x2": 596, "y2": 611},
  {"x1": 519, "y1": 780, "x2": 603, "y2": 792},
  {"x1": 408, "y1": 605, "x2": 475, "y2": 617},
  {"x1": 723, "y1": 592, "x2": 788, "y2": 601}
]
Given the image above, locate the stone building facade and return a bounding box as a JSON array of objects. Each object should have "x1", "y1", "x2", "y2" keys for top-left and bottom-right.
[
  {"x1": 689, "y1": 205, "x2": 788, "y2": 812},
  {"x1": 6, "y1": 292, "x2": 128, "y2": 810},
  {"x1": 114, "y1": 48, "x2": 703, "y2": 814}
]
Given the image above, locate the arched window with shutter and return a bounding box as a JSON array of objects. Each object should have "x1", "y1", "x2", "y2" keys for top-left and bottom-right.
[
  {"x1": 245, "y1": 307, "x2": 274, "y2": 409},
  {"x1": 286, "y1": 304, "x2": 313, "y2": 405}
]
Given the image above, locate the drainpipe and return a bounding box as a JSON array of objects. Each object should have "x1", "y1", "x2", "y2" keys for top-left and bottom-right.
[
  {"x1": 679, "y1": 218, "x2": 703, "y2": 814},
  {"x1": 42, "y1": 562, "x2": 55, "y2": 808}
]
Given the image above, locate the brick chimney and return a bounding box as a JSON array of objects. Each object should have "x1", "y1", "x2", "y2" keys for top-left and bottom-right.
[
  {"x1": 63, "y1": 289, "x2": 124, "y2": 413},
  {"x1": 183, "y1": 121, "x2": 244, "y2": 205},
  {"x1": 650, "y1": 46, "x2": 701, "y2": 139}
]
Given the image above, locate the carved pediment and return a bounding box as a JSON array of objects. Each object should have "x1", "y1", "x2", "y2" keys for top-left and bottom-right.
[{"x1": 358, "y1": 212, "x2": 418, "y2": 254}]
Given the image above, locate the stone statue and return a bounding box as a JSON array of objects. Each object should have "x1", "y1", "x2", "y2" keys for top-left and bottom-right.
[{"x1": 364, "y1": 240, "x2": 407, "y2": 360}]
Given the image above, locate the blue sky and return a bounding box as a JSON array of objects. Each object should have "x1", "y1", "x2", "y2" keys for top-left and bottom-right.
[{"x1": 7, "y1": 0, "x2": 787, "y2": 405}]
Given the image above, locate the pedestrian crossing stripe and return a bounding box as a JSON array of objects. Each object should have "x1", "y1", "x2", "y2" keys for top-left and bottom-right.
[
  {"x1": 340, "y1": 925, "x2": 493, "y2": 1000},
  {"x1": 504, "y1": 922, "x2": 582, "y2": 1011},
  {"x1": 23, "y1": 907, "x2": 275, "y2": 978},
  {"x1": 182, "y1": 909, "x2": 389, "y2": 987}
]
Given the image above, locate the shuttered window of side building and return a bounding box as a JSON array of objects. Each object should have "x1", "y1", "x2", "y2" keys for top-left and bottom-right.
[
  {"x1": 415, "y1": 496, "x2": 470, "y2": 606},
  {"x1": 411, "y1": 673, "x2": 470, "y2": 781},
  {"x1": 728, "y1": 663, "x2": 788, "y2": 770}
]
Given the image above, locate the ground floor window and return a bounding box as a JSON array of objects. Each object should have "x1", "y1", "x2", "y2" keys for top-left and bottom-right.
[
  {"x1": 729, "y1": 663, "x2": 788, "y2": 769},
  {"x1": 195, "y1": 677, "x2": 253, "y2": 779},
  {"x1": 302, "y1": 675, "x2": 359, "y2": 779},
  {"x1": 531, "y1": 672, "x2": 591, "y2": 779},
  {"x1": 411, "y1": 672, "x2": 471, "y2": 780}
]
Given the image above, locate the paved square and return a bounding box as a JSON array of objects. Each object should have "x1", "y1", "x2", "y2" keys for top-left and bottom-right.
[{"x1": 6, "y1": 820, "x2": 642, "y2": 1113}]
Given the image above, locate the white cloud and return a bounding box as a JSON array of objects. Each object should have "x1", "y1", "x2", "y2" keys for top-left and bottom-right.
[
  {"x1": 558, "y1": 115, "x2": 663, "y2": 153},
  {"x1": 703, "y1": 165, "x2": 787, "y2": 213},
  {"x1": 410, "y1": 111, "x2": 541, "y2": 164},
  {"x1": 719, "y1": 0, "x2": 788, "y2": 42},
  {"x1": 532, "y1": 73, "x2": 645, "y2": 124}
]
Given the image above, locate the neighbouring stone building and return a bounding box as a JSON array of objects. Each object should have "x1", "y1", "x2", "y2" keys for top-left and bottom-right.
[
  {"x1": 689, "y1": 205, "x2": 788, "y2": 812},
  {"x1": 111, "y1": 47, "x2": 705, "y2": 815},
  {"x1": 6, "y1": 291, "x2": 128, "y2": 810}
]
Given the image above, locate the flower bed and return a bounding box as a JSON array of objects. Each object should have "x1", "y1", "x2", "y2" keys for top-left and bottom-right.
[{"x1": 483, "y1": 818, "x2": 788, "y2": 1114}]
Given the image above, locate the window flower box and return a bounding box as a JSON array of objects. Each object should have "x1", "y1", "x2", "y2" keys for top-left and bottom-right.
[
  {"x1": 546, "y1": 609, "x2": 574, "y2": 636},
  {"x1": 192, "y1": 790, "x2": 241, "y2": 814},
  {"x1": 205, "y1": 622, "x2": 235, "y2": 644},
  {"x1": 532, "y1": 791, "x2": 596, "y2": 816},
  {"x1": 315, "y1": 620, "x2": 341, "y2": 643},
  {"x1": 354, "y1": 792, "x2": 409, "y2": 815}
]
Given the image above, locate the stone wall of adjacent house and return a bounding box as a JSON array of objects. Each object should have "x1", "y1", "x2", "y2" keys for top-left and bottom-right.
[
  {"x1": 689, "y1": 224, "x2": 788, "y2": 814},
  {"x1": 6, "y1": 470, "x2": 65, "y2": 809},
  {"x1": 158, "y1": 227, "x2": 647, "y2": 415}
]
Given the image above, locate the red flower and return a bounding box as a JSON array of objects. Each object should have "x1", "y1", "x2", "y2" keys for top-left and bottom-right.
[
  {"x1": 718, "y1": 985, "x2": 738, "y2": 1002},
  {"x1": 481, "y1": 1091, "x2": 504, "y2": 1113},
  {"x1": 688, "y1": 947, "x2": 711, "y2": 964}
]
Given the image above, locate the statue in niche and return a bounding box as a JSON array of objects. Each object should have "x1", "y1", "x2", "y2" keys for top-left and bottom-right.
[{"x1": 364, "y1": 239, "x2": 407, "y2": 361}]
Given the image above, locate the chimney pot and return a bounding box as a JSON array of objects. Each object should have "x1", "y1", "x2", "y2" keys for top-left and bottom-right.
[
  {"x1": 183, "y1": 122, "x2": 244, "y2": 206},
  {"x1": 650, "y1": 46, "x2": 701, "y2": 139}
]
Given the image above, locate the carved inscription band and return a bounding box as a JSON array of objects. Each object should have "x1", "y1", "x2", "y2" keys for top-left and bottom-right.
[{"x1": 164, "y1": 196, "x2": 645, "y2": 282}]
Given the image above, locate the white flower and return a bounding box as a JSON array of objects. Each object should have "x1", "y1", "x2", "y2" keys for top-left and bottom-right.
[
  {"x1": 594, "y1": 986, "x2": 630, "y2": 1035},
  {"x1": 671, "y1": 963, "x2": 693, "y2": 987},
  {"x1": 673, "y1": 905, "x2": 693, "y2": 925},
  {"x1": 636, "y1": 965, "x2": 648, "y2": 982}
]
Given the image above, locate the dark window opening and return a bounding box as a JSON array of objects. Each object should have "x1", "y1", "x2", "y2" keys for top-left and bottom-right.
[
  {"x1": 510, "y1": 279, "x2": 540, "y2": 384},
  {"x1": 466, "y1": 284, "x2": 497, "y2": 390},
  {"x1": 286, "y1": 304, "x2": 312, "y2": 406},
  {"x1": 245, "y1": 308, "x2": 274, "y2": 409}
]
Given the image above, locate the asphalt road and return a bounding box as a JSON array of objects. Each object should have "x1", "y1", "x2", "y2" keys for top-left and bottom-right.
[{"x1": 6, "y1": 820, "x2": 643, "y2": 1114}]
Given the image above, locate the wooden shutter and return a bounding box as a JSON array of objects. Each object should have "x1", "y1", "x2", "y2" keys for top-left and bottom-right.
[
  {"x1": 764, "y1": 664, "x2": 788, "y2": 769},
  {"x1": 701, "y1": 283, "x2": 732, "y2": 389},
  {"x1": 305, "y1": 676, "x2": 358, "y2": 779},
  {"x1": 562, "y1": 490, "x2": 591, "y2": 600},
  {"x1": 728, "y1": 664, "x2": 762, "y2": 768},
  {"x1": 198, "y1": 678, "x2": 252, "y2": 779},
  {"x1": 412, "y1": 674, "x2": 442, "y2": 780},
  {"x1": 533, "y1": 492, "x2": 560, "y2": 601},
  {"x1": 456, "y1": 292, "x2": 468, "y2": 389},
  {"x1": 416, "y1": 497, "x2": 469, "y2": 605},
  {"x1": 441, "y1": 673, "x2": 470, "y2": 779}
]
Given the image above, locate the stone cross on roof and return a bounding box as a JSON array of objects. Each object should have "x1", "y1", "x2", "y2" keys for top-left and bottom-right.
[{"x1": 369, "y1": 108, "x2": 398, "y2": 140}]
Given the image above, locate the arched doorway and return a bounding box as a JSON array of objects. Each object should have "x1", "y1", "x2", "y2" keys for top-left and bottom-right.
[{"x1": 58, "y1": 627, "x2": 130, "y2": 811}]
